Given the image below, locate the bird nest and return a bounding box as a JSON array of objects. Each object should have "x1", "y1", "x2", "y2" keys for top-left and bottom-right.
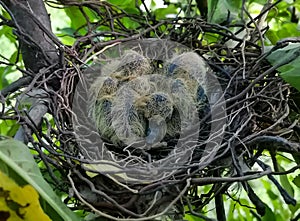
[{"x1": 1, "y1": 2, "x2": 300, "y2": 220}]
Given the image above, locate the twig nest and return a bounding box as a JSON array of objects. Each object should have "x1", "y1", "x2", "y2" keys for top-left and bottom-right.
[{"x1": 89, "y1": 50, "x2": 210, "y2": 149}]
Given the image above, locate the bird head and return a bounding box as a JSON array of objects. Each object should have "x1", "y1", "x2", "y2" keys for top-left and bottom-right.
[
  {"x1": 134, "y1": 93, "x2": 174, "y2": 145},
  {"x1": 111, "y1": 50, "x2": 152, "y2": 81},
  {"x1": 97, "y1": 77, "x2": 118, "y2": 97}
]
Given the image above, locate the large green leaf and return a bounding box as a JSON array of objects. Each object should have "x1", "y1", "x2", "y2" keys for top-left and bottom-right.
[
  {"x1": 267, "y1": 23, "x2": 299, "y2": 44},
  {"x1": 64, "y1": 6, "x2": 87, "y2": 35},
  {"x1": 56, "y1": 28, "x2": 77, "y2": 46},
  {"x1": 267, "y1": 43, "x2": 300, "y2": 92},
  {"x1": 0, "y1": 139, "x2": 81, "y2": 221},
  {"x1": 107, "y1": 0, "x2": 139, "y2": 13}
]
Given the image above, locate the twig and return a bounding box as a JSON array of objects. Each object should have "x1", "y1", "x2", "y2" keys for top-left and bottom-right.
[{"x1": 0, "y1": 76, "x2": 33, "y2": 97}]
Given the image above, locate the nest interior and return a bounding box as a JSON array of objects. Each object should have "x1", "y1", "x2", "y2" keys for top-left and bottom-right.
[{"x1": 1, "y1": 1, "x2": 300, "y2": 220}]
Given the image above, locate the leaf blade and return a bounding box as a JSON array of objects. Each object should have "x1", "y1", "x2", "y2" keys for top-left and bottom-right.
[{"x1": 0, "y1": 139, "x2": 81, "y2": 221}]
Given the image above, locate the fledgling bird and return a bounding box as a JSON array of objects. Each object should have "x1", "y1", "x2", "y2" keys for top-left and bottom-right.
[
  {"x1": 110, "y1": 50, "x2": 153, "y2": 82},
  {"x1": 89, "y1": 51, "x2": 210, "y2": 149},
  {"x1": 166, "y1": 51, "x2": 210, "y2": 115},
  {"x1": 109, "y1": 75, "x2": 175, "y2": 147}
]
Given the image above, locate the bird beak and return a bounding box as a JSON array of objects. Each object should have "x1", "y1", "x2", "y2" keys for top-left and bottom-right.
[{"x1": 146, "y1": 115, "x2": 167, "y2": 145}]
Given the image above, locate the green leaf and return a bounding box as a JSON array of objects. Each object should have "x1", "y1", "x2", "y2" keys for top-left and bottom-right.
[
  {"x1": 0, "y1": 119, "x2": 19, "y2": 136},
  {"x1": 64, "y1": 6, "x2": 87, "y2": 35},
  {"x1": 293, "y1": 174, "x2": 300, "y2": 188},
  {"x1": 0, "y1": 67, "x2": 10, "y2": 89},
  {"x1": 107, "y1": 0, "x2": 133, "y2": 7},
  {"x1": 121, "y1": 17, "x2": 140, "y2": 29},
  {"x1": 0, "y1": 25, "x2": 16, "y2": 43},
  {"x1": 289, "y1": 203, "x2": 300, "y2": 216},
  {"x1": 266, "y1": 189, "x2": 278, "y2": 200},
  {"x1": 227, "y1": 200, "x2": 235, "y2": 220},
  {"x1": 278, "y1": 165, "x2": 294, "y2": 198},
  {"x1": 9, "y1": 50, "x2": 20, "y2": 64},
  {"x1": 154, "y1": 5, "x2": 178, "y2": 20},
  {"x1": 207, "y1": 0, "x2": 242, "y2": 24},
  {"x1": 267, "y1": 43, "x2": 300, "y2": 92},
  {"x1": 249, "y1": 0, "x2": 269, "y2": 4},
  {"x1": 56, "y1": 27, "x2": 77, "y2": 45},
  {"x1": 57, "y1": 27, "x2": 76, "y2": 37},
  {"x1": 107, "y1": 0, "x2": 139, "y2": 13},
  {"x1": 0, "y1": 139, "x2": 81, "y2": 221},
  {"x1": 261, "y1": 204, "x2": 276, "y2": 221},
  {"x1": 276, "y1": 23, "x2": 299, "y2": 40},
  {"x1": 184, "y1": 213, "x2": 200, "y2": 221},
  {"x1": 203, "y1": 32, "x2": 221, "y2": 45},
  {"x1": 266, "y1": 30, "x2": 280, "y2": 45}
]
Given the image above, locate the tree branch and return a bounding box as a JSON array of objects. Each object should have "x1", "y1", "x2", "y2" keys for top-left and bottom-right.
[
  {"x1": 1, "y1": 0, "x2": 60, "y2": 142},
  {"x1": 1, "y1": 0, "x2": 60, "y2": 72}
]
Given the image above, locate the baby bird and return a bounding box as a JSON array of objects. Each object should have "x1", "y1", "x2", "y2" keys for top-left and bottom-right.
[
  {"x1": 90, "y1": 50, "x2": 152, "y2": 145},
  {"x1": 134, "y1": 92, "x2": 174, "y2": 145},
  {"x1": 110, "y1": 50, "x2": 152, "y2": 82},
  {"x1": 110, "y1": 75, "x2": 174, "y2": 147},
  {"x1": 89, "y1": 51, "x2": 210, "y2": 149},
  {"x1": 166, "y1": 52, "x2": 210, "y2": 114},
  {"x1": 89, "y1": 76, "x2": 119, "y2": 144}
]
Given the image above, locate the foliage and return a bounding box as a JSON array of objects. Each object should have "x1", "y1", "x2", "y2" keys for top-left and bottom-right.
[
  {"x1": 0, "y1": 139, "x2": 81, "y2": 221},
  {"x1": 267, "y1": 43, "x2": 300, "y2": 92},
  {"x1": 0, "y1": 170, "x2": 51, "y2": 221}
]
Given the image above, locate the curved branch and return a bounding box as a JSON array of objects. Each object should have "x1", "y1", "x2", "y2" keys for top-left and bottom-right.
[{"x1": 0, "y1": 76, "x2": 32, "y2": 97}]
